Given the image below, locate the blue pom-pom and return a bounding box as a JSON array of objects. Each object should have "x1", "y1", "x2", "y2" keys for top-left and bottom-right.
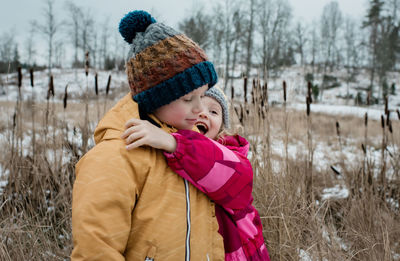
[{"x1": 119, "y1": 10, "x2": 156, "y2": 44}]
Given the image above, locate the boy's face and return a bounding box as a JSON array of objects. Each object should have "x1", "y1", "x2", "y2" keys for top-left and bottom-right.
[
  {"x1": 153, "y1": 85, "x2": 208, "y2": 130},
  {"x1": 195, "y1": 96, "x2": 223, "y2": 140}
]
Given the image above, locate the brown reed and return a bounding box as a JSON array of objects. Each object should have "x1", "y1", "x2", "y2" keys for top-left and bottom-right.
[
  {"x1": 63, "y1": 84, "x2": 68, "y2": 110},
  {"x1": 307, "y1": 81, "x2": 313, "y2": 103},
  {"x1": 94, "y1": 73, "x2": 98, "y2": 96},
  {"x1": 85, "y1": 51, "x2": 89, "y2": 76},
  {"x1": 30, "y1": 68, "x2": 34, "y2": 87},
  {"x1": 106, "y1": 75, "x2": 111, "y2": 96},
  {"x1": 243, "y1": 76, "x2": 248, "y2": 104},
  {"x1": 380, "y1": 115, "x2": 387, "y2": 196},
  {"x1": 283, "y1": 80, "x2": 287, "y2": 102}
]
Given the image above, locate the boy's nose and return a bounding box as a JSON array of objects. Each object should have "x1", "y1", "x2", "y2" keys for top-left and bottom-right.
[{"x1": 193, "y1": 99, "x2": 204, "y2": 114}]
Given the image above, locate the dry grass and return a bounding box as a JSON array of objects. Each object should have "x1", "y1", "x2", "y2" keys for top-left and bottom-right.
[
  {"x1": 231, "y1": 90, "x2": 400, "y2": 260},
  {"x1": 0, "y1": 74, "x2": 399, "y2": 260}
]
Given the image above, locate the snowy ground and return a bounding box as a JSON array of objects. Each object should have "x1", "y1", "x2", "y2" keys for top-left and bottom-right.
[
  {"x1": 0, "y1": 68, "x2": 128, "y2": 103},
  {"x1": 1, "y1": 66, "x2": 399, "y2": 260}
]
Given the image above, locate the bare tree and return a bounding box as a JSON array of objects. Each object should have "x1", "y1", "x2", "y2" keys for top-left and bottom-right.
[
  {"x1": 25, "y1": 23, "x2": 36, "y2": 66},
  {"x1": 0, "y1": 31, "x2": 15, "y2": 62},
  {"x1": 34, "y1": 0, "x2": 60, "y2": 75},
  {"x1": 258, "y1": 0, "x2": 273, "y2": 81},
  {"x1": 54, "y1": 40, "x2": 65, "y2": 68},
  {"x1": 319, "y1": 1, "x2": 342, "y2": 100},
  {"x1": 244, "y1": 0, "x2": 256, "y2": 78},
  {"x1": 293, "y1": 21, "x2": 308, "y2": 66},
  {"x1": 209, "y1": 5, "x2": 224, "y2": 74},
  {"x1": 210, "y1": 0, "x2": 243, "y2": 91},
  {"x1": 309, "y1": 22, "x2": 319, "y2": 74},
  {"x1": 257, "y1": 0, "x2": 292, "y2": 79},
  {"x1": 65, "y1": 1, "x2": 83, "y2": 67},
  {"x1": 320, "y1": 1, "x2": 343, "y2": 73},
  {"x1": 230, "y1": 8, "x2": 246, "y2": 88},
  {"x1": 99, "y1": 17, "x2": 111, "y2": 69},
  {"x1": 343, "y1": 16, "x2": 361, "y2": 103},
  {"x1": 80, "y1": 9, "x2": 94, "y2": 64},
  {"x1": 363, "y1": 0, "x2": 384, "y2": 96},
  {"x1": 178, "y1": 6, "x2": 212, "y2": 51}
]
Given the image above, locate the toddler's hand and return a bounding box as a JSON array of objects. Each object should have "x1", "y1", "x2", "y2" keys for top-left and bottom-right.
[{"x1": 121, "y1": 118, "x2": 177, "y2": 152}]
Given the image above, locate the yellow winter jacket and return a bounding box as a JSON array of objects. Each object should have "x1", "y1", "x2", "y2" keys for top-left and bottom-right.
[{"x1": 71, "y1": 93, "x2": 224, "y2": 261}]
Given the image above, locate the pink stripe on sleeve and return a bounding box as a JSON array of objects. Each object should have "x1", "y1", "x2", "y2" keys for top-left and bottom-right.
[
  {"x1": 197, "y1": 162, "x2": 235, "y2": 193},
  {"x1": 236, "y1": 211, "x2": 258, "y2": 240},
  {"x1": 225, "y1": 247, "x2": 247, "y2": 261}
]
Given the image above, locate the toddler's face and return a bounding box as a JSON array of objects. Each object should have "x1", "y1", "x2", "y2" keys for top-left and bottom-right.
[
  {"x1": 153, "y1": 85, "x2": 208, "y2": 130},
  {"x1": 195, "y1": 96, "x2": 223, "y2": 140}
]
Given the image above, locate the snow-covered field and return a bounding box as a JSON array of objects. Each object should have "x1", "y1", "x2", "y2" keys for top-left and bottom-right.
[{"x1": 1, "y1": 65, "x2": 399, "y2": 188}]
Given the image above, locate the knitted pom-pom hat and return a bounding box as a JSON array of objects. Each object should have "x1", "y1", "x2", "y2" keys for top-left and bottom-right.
[
  {"x1": 204, "y1": 86, "x2": 230, "y2": 129},
  {"x1": 119, "y1": 10, "x2": 218, "y2": 113}
]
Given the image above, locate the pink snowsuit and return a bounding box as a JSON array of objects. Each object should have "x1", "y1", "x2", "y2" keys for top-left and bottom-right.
[{"x1": 164, "y1": 130, "x2": 270, "y2": 261}]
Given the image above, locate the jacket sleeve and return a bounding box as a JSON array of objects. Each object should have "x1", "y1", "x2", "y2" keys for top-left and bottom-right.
[
  {"x1": 71, "y1": 140, "x2": 142, "y2": 260},
  {"x1": 163, "y1": 130, "x2": 253, "y2": 211}
]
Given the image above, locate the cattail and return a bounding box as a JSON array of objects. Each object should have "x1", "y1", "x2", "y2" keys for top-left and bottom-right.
[
  {"x1": 106, "y1": 75, "x2": 111, "y2": 96},
  {"x1": 263, "y1": 83, "x2": 268, "y2": 101},
  {"x1": 47, "y1": 75, "x2": 54, "y2": 100},
  {"x1": 386, "y1": 111, "x2": 390, "y2": 126},
  {"x1": 361, "y1": 143, "x2": 366, "y2": 154},
  {"x1": 397, "y1": 109, "x2": 400, "y2": 120},
  {"x1": 306, "y1": 96, "x2": 311, "y2": 116},
  {"x1": 388, "y1": 119, "x2": 393, "y2": 133},
  {"x1": 336, "y1": 121, "x2": 340, "y2": 136},
  {"x1": 381, "y1": 115, "x2": 385, "y2": 129},
  {"x1": 384, "y1": 96, "x2": 388, "y2": 116},
  {"x1": 252, "y1": 79, "x2": 257, "y2": 104},
  {"x1": 330, "y1": 165, "x2": 341, "y2": 176},
  {"x1": 95, "y1": 73, "x2": 98, "y2": 96},
  {"x1": 85, "y1": 51, "x2": 89, "y2": 76},
  {"x1": 307, "y1": 81, "x2": 313, "y2": 103},
  {"x1": 243, "y1": 77, "x2": 248, "y2": 103},
  {"x1": 63, "y1": 84, "x2": 68, "y2": 109},
  {"x1": 283, "y1": 80, "x2": 287, "y2": 102},
  {"x1": 364, "y1": 112, "x2": 368, "y2": 127},
  {"x1": 30, "y1": 68, "x2": 34, "y2": 87},
  {"x1": 12, "y1": 111, "x2": 16, "y2": 129},
  {"x1": 17, "y1": 66, "x2": 22, "y2": 89},
  {"x1": 231, "y1": 85, "x2": 234, "y2": 100}
]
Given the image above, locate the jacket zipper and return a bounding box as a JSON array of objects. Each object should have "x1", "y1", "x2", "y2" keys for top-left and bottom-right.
[{"x1": 184, "y1": 179, "x2": 191, "y2": 261}]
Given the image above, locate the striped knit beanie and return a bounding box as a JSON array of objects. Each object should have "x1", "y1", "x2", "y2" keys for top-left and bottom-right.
[
  {"x1": 205, "y1": 86, "x2": 230, "y2": 129},
  {"x1": 119, "y1": 10, "x2": 218, "y2": 113}
]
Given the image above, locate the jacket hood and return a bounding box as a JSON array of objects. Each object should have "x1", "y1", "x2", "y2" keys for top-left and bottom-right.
[{"x1": 218, "y1": 134, "x2": 249, "y2": 157}]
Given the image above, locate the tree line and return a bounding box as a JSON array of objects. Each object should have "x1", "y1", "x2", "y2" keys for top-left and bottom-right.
[{"x1": 1, "y1": 0, "x2": 399, "y2": 102}]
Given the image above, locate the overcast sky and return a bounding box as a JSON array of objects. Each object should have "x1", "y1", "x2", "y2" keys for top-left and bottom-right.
[{"x1": 1, "y1": 0, "x2": 367, "y2": 64}]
